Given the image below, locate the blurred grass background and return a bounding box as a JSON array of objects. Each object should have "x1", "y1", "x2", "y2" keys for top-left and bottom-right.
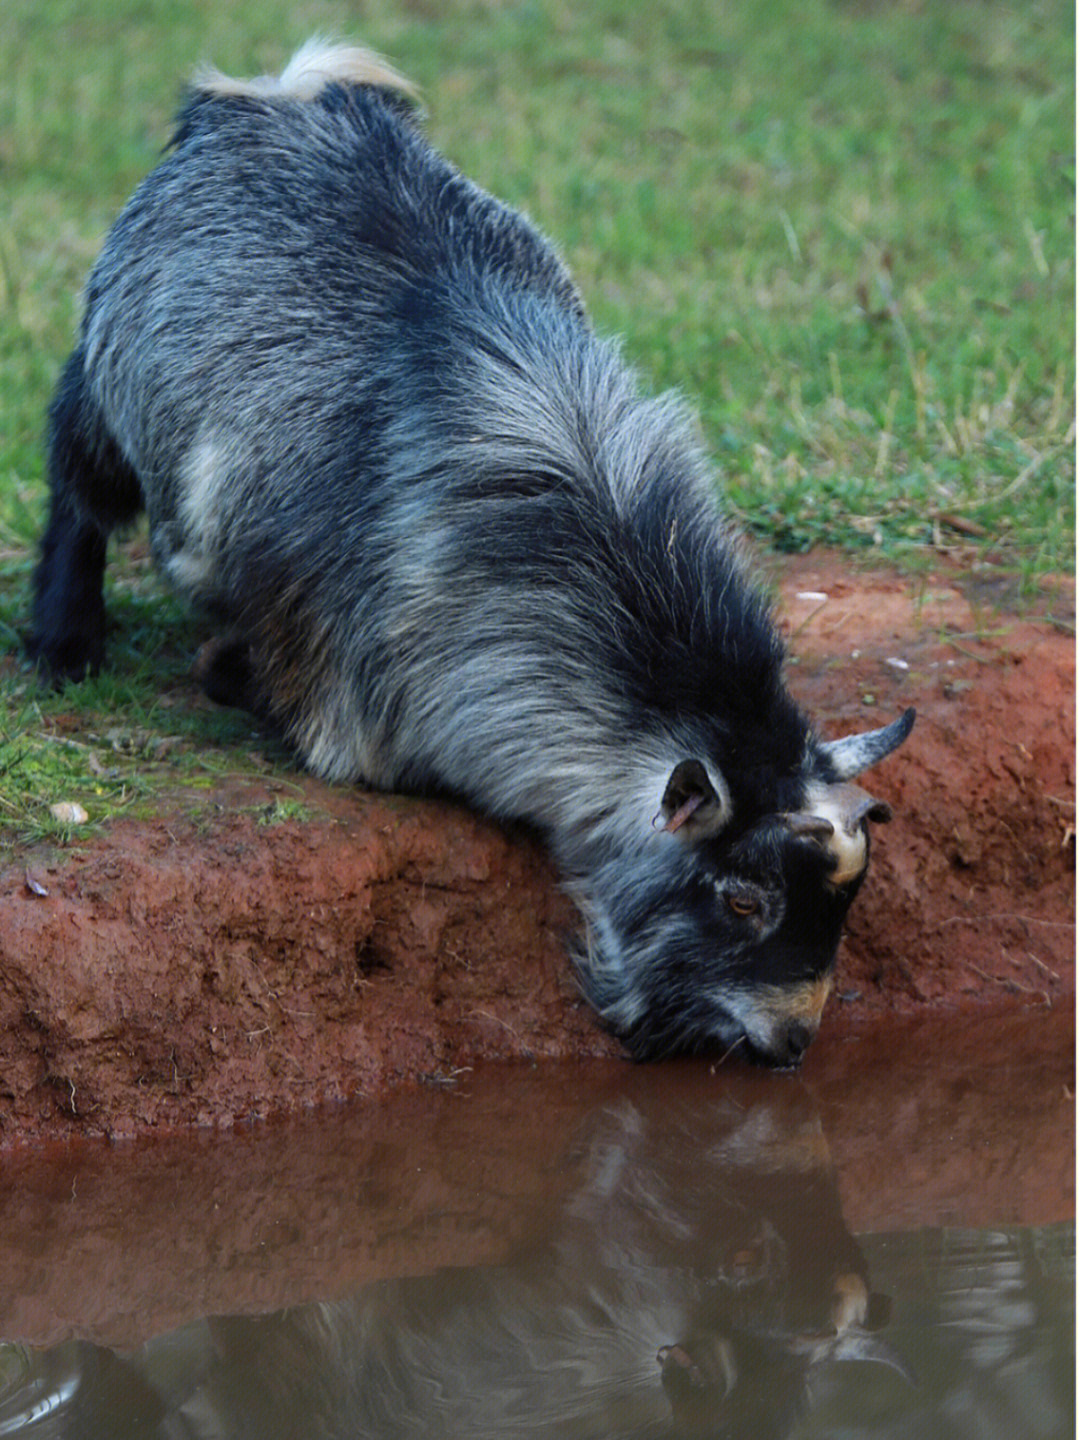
[{"x1": 0, "y1": 0, "x2": 1074, "y2": 836}]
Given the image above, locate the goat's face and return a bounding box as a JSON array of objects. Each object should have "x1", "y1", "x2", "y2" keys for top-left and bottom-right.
[
  {"x1": 574, "y1": 709, "x2": 914, "y2": 1066},
  {"x1": 576, "y1": 816, "x2": 865, "y2": 1066}
]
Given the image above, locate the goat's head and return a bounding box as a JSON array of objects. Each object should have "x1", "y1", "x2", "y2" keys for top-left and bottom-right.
[{"x1": 576, "y1": 710, "x2": 914, "y2": 1067}]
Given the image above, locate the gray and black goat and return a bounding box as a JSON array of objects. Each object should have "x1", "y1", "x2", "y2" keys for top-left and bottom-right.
[{"x1": 29, "y1": 41, "x2": 914, "y2": 1066}]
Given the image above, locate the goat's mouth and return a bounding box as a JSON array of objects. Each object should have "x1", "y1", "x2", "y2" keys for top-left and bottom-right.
[
  {"x1": 741, "y1": 1023, "x2": 817, "y2": 1073},
  {"x1": 614, "y1": 1006, "x2": 818, "y2": 1070},
  {"x1": 690, "y1": 1018, "x2": 814, "y2": 1074},
  {"x1": 752, "y1": 1053, "x2": 805, "y2": 1076}
]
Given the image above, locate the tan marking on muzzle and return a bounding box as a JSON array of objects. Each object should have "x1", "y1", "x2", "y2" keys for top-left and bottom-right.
[{"x1": 758, "y1": 975, "x2": 834, "y2": 1030}]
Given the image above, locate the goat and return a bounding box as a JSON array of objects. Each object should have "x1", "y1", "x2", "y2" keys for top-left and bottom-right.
[{"x1": 29, "y1": 40, "x2": 914, "y2": 1066}]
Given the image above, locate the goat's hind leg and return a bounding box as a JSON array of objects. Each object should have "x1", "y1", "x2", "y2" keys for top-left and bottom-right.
[
  {"x1": 192, "y1": 630, "x2": 259, "y2": 712},
  {"x1": 28, "y1": 349, "x2": 142, "y2": 683}
]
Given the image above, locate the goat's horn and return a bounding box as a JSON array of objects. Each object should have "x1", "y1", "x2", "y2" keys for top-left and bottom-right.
[{"x1": 821, "y1": 707, "x2": 915, "y2": 782}]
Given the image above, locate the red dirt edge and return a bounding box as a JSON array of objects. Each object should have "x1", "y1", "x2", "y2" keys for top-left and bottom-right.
[{"x1": 1, "y1": 554, "x2": 1074, "y2": 1147}]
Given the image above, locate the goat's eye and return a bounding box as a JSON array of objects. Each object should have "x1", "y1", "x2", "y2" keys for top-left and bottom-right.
[{"x1": 726, "y1": 892, "x2": 759, "y2": 918}]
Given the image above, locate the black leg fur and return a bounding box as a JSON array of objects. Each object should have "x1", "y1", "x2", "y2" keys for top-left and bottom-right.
[
  {"x1": 28, "y1": 495, "x2": 109, "y2": 681},
  {"x1": 192, "y1": 632, "x2": 258, "y2": 711},
  {"x1": 28, "y1": 349, "x2": 143, "y2": 683}
]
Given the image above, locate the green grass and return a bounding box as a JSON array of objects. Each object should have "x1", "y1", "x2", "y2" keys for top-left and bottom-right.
[{"x1": 0, "y1": 0, "x2": 1074, "y2": 840}]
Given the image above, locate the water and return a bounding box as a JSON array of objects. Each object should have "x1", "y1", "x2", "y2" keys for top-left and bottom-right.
[{"x1": 0, "y1": 1004, "x2": 1073, "y2": 1438}]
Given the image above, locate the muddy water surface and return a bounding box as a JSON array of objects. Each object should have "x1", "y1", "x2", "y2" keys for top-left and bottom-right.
[{"x1": 0, "y1": 1002, "x2": 1073, "y2": 1438}]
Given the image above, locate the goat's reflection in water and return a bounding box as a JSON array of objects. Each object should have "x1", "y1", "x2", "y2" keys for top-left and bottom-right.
[{"x1": 11, "y1": 1084, "x2": 912, "y2": 1439}]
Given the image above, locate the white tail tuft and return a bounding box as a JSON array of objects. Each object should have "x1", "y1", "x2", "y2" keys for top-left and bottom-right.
[{"x1": 193, "y1": 37, "x2": 419, "y2": 104}]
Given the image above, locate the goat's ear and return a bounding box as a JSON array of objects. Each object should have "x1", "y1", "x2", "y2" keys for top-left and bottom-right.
[{"x1": 653, "y1": 760, "x2": 729, "y2": 840}]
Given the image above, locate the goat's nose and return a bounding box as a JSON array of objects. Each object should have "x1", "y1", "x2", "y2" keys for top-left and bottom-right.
[{"x1": 777, "y1": 1019, "x2": 814, "y2": 1068}]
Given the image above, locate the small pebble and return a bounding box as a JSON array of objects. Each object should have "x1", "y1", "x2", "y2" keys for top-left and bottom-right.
[{"x1": 49, "y1": 801, "x2": 89, "y2": 825}]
